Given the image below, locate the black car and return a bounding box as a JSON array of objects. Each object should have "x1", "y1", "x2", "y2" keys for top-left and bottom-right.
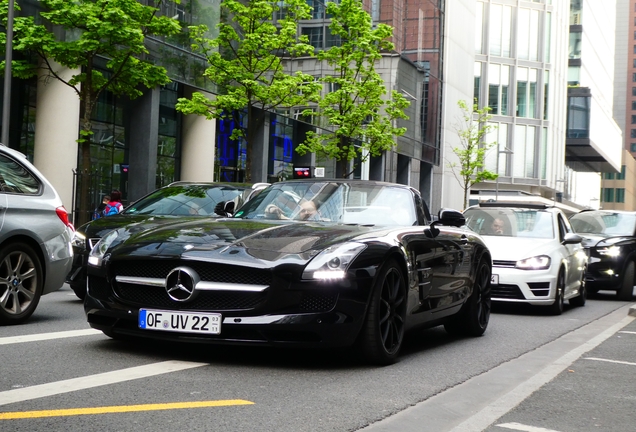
[
  {"x1": 85, "y1": 180, "x2": 492, "y2": 365},
  {"x1": 570, "y1": 210, "x2": 636, "y2": 300},
  {"x1": 67, "y1": 182, "x2": 267, "y2": 300}
]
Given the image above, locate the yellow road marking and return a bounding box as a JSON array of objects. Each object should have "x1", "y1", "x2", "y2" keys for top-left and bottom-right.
[{"x1": 0, "y1": 400, "x2": 254, "y2": 420}]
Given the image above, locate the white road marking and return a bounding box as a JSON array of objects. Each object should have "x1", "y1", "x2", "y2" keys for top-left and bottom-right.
[
  {"x1": 447, "y1": 315, "x2": 634, "y2": 432},
  {"x1": 584, "y1": 357, "x2": 636, "y2": 366},
  {"x1": 618, "y1": 331, "x2": 636, "y2": 335},
  {"x1": 496, "y1": 422, "x2": 561, "y2": 432},
  {"x1": 0, "y1": 329, "x2": 102, "y2": 345},
  {"x1": 0, "y1": 361, "x2": 208, "y2": 406}
]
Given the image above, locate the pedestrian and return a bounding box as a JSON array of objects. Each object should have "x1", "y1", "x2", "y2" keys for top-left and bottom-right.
[
  {"x1": 103, "y1": 190, "x2": 124, "y2": 217},
  {"x1": 92, "y1": 195, "x2": 110, "y2": 220}
]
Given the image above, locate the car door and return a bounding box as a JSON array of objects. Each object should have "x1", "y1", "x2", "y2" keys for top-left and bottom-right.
[{"x1": 558, "y1": 213, "x2": 582, "y2": 293}]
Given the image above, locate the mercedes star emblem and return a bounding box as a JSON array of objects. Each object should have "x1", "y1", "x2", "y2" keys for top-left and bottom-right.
[{"x1": 165, "y1": 267, "x2": 200, "y2": 302}]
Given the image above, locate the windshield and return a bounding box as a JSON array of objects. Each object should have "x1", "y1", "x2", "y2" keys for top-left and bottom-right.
[
  {"x1": 570, "y1": 211, "x2": 636, "y2": 236},
  {"x1": 464, "y1": 207, "x2": 554, "y2": 239},
  {"x1": 234, "y1": 182, "x2": 418, "y2": 226},
  {"x1": 123, "y1": 184, "x2": 245, "y2": 216}
]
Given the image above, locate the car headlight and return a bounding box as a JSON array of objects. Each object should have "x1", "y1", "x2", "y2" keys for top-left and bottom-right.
[
  {"x1": 71, "y1": 231, "x2": 86, "y2": 249},
  {"x1": 516, "y1": 255, "x2": 551, "y2": 270},
  {"x1": 597, "y1": 246, "x2": 621, "y2": 257},
  {"x1": 87, "y1": 230, "x2": 120, "y2": 267},
  {"x1": 302, "y1": 242, "x2": 367, "y2": 280}
]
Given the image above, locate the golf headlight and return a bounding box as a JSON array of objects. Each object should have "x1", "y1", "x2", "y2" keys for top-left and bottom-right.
[
  {"x1": 71, "y1": 231, "x2": 86, "y2": 249},
  {"x1": 88, "y1": 230, "x2": 120, "y2": 267},
  {"x1": 516, "y1": 255, "x2": 551, "y2": 270},
  {"x1": 597, "y1": 246, "x2": 621, "y2": 257},
  {"x1": 302, "y1": 243, "x2": 367, "y2": 280}
]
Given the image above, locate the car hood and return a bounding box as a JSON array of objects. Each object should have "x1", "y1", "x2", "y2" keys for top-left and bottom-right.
[
  {"x1": 79, "y1": 214, "x2": 207, "y2": 238},
  {"x1": 578, "y1": 234, "x2": 633, "y2": 248},
  {"x1": 479, "y1": 236, "x2": 556, "y2": 261},
  {"x1": 106, "y1": 219, "x2": 391, "y2": 266}
]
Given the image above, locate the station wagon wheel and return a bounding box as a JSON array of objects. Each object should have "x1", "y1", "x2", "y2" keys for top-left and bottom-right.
[
  {"x1": 444, "y1": 257, "x2": 491, "y2": 336},
  {"x1": 618, "y1": 261, "x2": 635, "y2": 301},
  {"x1": 0, "y1": 243, "x2": 43, "y2": 325},
  {"x1": 548, "y1": 270, "x2": 565, "y2": 315},
  {"x1": 357, "y1": 259, "x2": 407, "y2": 365}
]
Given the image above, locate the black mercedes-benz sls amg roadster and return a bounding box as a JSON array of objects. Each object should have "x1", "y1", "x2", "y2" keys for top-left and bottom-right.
[{"x1": 85, "y1": 180, "x2": 492, "y2": 364}]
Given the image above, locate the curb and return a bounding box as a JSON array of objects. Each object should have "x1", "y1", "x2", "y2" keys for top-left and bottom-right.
[{"x1": 629, "y1": 305, "x2": 636, "y2": 317}]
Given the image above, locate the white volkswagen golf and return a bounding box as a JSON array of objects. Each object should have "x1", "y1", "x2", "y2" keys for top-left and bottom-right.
[{"x1": 463, "y1": 202, "x2": 588, "y2": 315}]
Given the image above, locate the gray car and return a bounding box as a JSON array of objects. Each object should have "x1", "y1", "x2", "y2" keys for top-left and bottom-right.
[{"x1": 0, "y1": 145, "x2": 74, "y2": 324}]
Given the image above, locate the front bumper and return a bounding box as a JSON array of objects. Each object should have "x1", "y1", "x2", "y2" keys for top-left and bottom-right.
[
  {"x1": 84, "y1": 274, "x2": 371, "y2": 349},
  {"x1": 490, "y1": 266, "x2": 557, "y2": 305}
]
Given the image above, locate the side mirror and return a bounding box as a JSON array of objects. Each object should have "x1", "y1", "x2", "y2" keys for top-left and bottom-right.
[
  {"x1": 436, "y1": 208, "x2": 465, "y2": 227},
  {"x1": 562, "y1": 232, "x2": 582, "y2": 245}
]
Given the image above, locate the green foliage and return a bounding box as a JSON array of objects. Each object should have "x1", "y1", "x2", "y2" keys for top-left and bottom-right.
[
  {"x1": 294, "y1": 0, "x2": 409, "y2": 178},
  {"x1": 176, "y1": 0, "x2": 322, "y2": 181},
  {"x1": 448, "y1": 100, "x2": 498, "y2": 209}
]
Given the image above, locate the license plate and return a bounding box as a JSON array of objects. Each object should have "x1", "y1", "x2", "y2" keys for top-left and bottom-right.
[
  {"x1": 491, "y1": 274, "x2": 499, "y2": 285},
  {"x1": 139, "y1": 309, "x2": 221, "y2": 335}
]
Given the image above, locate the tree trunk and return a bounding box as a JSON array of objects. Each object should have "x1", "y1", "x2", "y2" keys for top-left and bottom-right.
[
  {"x1": 245, "y1": 104, "x2": 254, "y2": 183},
  {"x1": 335, "y1": 137, "x2": 349, "y2": 178}
]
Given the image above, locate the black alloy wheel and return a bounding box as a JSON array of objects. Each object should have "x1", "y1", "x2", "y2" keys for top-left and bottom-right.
[
  {"x1": 444, "y1": 257, "x2": 491, "y2": 336},
  {"x1": 569, "y1": 267, "x2": 587, "y2": 307},
  {"x1": 618, "y1": 261, "x2": 635, "y2": 301},
  {"x1": 0, "y1": 243, "x2": 44, "y2": 325},
  {"x1": 548, "y1": 270, "x2": 565, "y2": 315},
  {"x1": 357, "y1": 259, "x2": 407, "y2": 365}
]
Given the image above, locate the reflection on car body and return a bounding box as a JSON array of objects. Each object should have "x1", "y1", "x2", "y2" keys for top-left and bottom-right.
[
  {"x1": 67, "y1": 182, "x2": 267, "y2": 300},
  {"x1": 85, "y1": 180, "x2": 493, "y2": 364},
  {"x1": 570, "y1": 209, "x2": 636, "y2": 300},
  {"x1": 464, "y1": 202, "x2": 587, "y2": 315}
]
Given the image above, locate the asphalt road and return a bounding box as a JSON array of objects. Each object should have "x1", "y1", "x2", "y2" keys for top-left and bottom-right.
[{"x1": 0, "y1": 286, "x2": 634, "y2": 432}]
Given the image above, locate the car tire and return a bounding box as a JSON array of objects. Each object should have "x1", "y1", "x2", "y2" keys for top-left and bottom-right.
[
  {"x1": 0, "y1": 243, "x2": 44, "y2": 325},
  {"x1": 618, "y1": 261, "x2": 635, "y2": 301},
  {"x1": 569, "y1": 268, "x2": 587, "y2": 307},
  {"x1": 356, "y1": 259, "x2": 407, "y2": 366},
  {"x1": 548, "y1": 270, "x2": 565, "y2": 315},
  {"x1": 444, "y1": 257, "x2": 491, "y2": 337}
]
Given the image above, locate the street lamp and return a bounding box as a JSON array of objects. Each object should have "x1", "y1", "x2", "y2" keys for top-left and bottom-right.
[{"x1": 495, "y1": 146, "x2": 513, "y2": 201}]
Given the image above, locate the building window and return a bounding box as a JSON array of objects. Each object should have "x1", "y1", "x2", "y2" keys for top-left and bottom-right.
[
  {"x1": 616, "y1": 188, "x2": 626, "y2": 203},
  {"x1": 488, "y1": 64, "x2": 510, "y2": 115},
  {"x1": 488, "y1": 4, "x2": 512, "y2": 57},
  {"x1": 301, "y1": 27, "x2": 323, "y2": 49},
  {"x1": 603, "y1": 188, "x2": 615, "y2": 203},
  {"x1": 632, "y1": 115, "x2": 636, "y2": 124},
  {"x1": 569, "y1": 31, "x2": 581, "y2": 59},
  {"x1": 632, "y1": 129, "x2": 636, "y2": 138},
  {"x1": 517, "y1": 67, "x2": 538, "y2": 118},
  {"x1": 543, "y1": 70, "x2": 549, "y2": 120},
  {"x1": 633, "y1": 87, "x2": 636, "y2": 96},
  {"x1": 633, "y1": 73, "x2": 636, "y2": 82},
  {"x1": 474, "y1": 62, "x2": 482, "y2": 105},
  {"x1": 617, "y1": 165, "x2": 626, "y2": 180},
  {"x1": 632, "y1": 101, "x2": 636, "y2": 110},
  {"x1": 604, "y1": 172, "x2": 615, "y2": 180},
  {"x1": 631, "y1": 143, "x2": 636, "y2": 152},
  {"x1": 517, "y1": 8, "x2": 539, "y2": 60},
  {"x1": 475, "y1": 1, "x2": 484, "y2": 54},
  {"x1": 567, "y1": 96, "x2": 590, "y2": 138},
  {"x1": 513, "y1": 124, "x2": 536, "y2": 178}
]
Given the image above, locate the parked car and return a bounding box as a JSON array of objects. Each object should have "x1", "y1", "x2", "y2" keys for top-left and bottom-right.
[
  {"x1": 463, "y1": 202, "x2": 587, "y2": 315},
  {"x1": 84, "y1": 179, "x2": 492, "y2": 365},
  {"x1": 569, "y1": 209, "x2": 636, "y2": 300},
  {"x1": 67, "y1": 182, "x2": 268, "y2": 300},
  {"x1": 0, "y1": 145, "x2": 74, "y2": 325}
]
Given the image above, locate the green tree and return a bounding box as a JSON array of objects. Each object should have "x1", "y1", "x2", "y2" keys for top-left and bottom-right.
[
  {"x1": 448, "y1": 100, "x2": 498, "y2": 209},
  {"x1": 295, "y1": 0, "x2": 409, "y2": 178},
  {"x1": 11, "y1": 0, "x2": 181, "y2": 224},
  {"x1": 176, "y1": 0, "x2": 321, "y2": 182}
]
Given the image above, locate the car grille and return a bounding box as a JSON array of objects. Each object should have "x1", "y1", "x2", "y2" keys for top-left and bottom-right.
[
  {"x1": 110, "y1": 260, "x2": 272, "y2": 311},
  {"x1": 116, "y1": 283, "x2": 266, "y2": 311},
  {"x1": 491, "y1": 284, "x2": 525, "y2": 299},
  {"x1": 299, "y1": 292, "x2": 338, "y2": 312},
  {"x1": 89, "y1": 276, "x2": 113, "y2": 301},
  {"x1": 112, "y1": 260, "x2": 272, "y2": 286},
  {"x1": 493, "y1": 260, "x2": 516, "y2": 268},
  {"x1": 528, "y1": 282, "x2": 550, "y2": 297}
]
